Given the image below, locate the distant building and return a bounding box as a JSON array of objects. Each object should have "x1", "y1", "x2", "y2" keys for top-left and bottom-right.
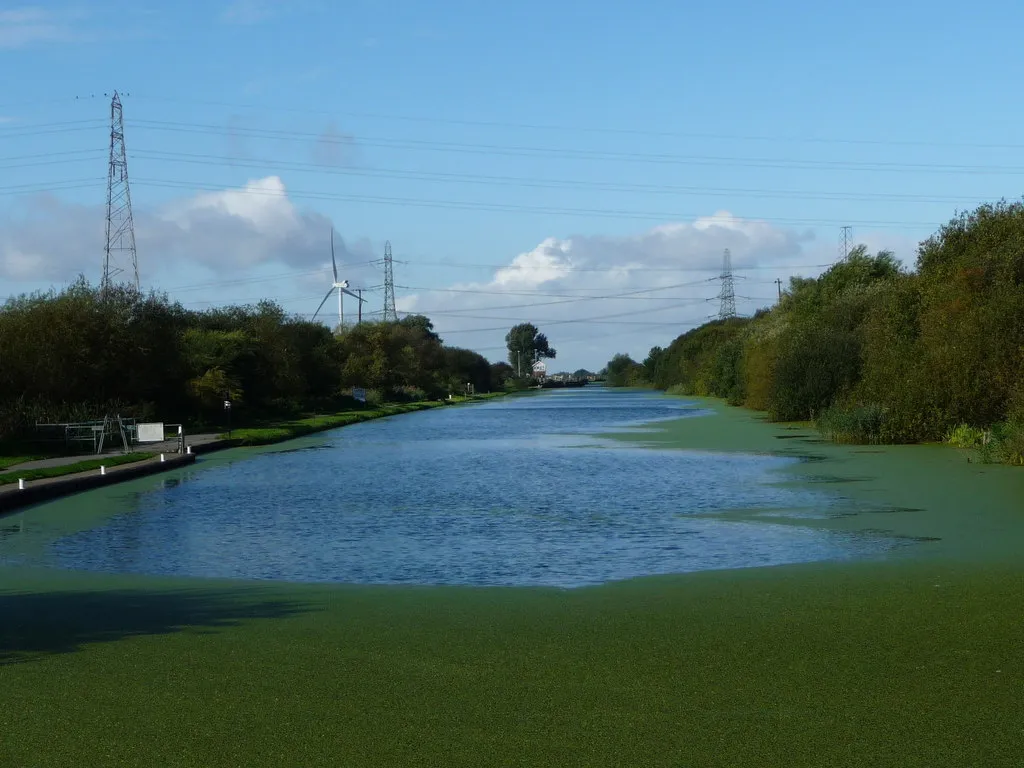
[{"x1": 531, "y1": 360, "x2": 547, "y2": 380}]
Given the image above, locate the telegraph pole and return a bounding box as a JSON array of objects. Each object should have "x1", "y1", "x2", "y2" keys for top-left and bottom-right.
[
  {"x1": 357, "y1": 288, "x2": 363, "y2": 324},
  {"x1": 775, "y1": 278, "x2": 783, "y2": 301},
  {"x1": 102, "y1": 91, "x2": 139, "y2": 293}
]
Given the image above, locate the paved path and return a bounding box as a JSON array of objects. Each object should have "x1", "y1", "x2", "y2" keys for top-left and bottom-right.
[{"x1": 2, "y1": 433, "x2": 224, "y2": 473}]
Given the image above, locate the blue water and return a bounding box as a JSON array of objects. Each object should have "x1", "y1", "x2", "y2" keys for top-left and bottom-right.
[{"x1": 5, "y1": 388, "x2": 897, "y2": 587}]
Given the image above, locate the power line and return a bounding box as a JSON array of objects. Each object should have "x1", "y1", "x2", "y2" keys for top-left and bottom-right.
[
  {"x1": 0, "y1": 118, "x2": 107, "y2": 133},
  {"x1": 129, "y1": 178, "x2": 942, "y2": 229},
  {"x1": 124, "y1": 148, "x2": 1001, "y2": 205},
  {"x1": 0, "y1": 179, "x2": 105, "y2": 196},
  {"x1": 128, "y1": 95, "x2": 1024, "y2": 150},
  {"x1": 403, "y1": 299, "x2": 716, "y2": 335},
  {"x1": 397, "y1": 259, "x2": 833, "y2": 274},
  {"x1": 125, "y1": 118, "x2": 1024, "y2": 175}
]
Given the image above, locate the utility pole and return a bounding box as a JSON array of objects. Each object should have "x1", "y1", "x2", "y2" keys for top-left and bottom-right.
[
  {"x1": 102, "y1": 91, "x2": 139, "y2": 294},
  {"x1": 382, "y1": 241, "x2": 397, "y2": 322},
  {"x1": 775, "y1": 278, "x2": 783, "y2": 301},
  {"x1": 718, "y1": 248, "x2": 736, "y2": 320},
  {"x1": 840, "y1": 226, "x2": 853, "y2": 260},
  {"x1": 357, "y1": 288, "x2": 363, "y2": 324}
]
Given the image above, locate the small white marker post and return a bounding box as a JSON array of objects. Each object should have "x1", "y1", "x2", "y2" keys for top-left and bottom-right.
[
  {"x1": 100, "y1": 465, "x2": 106, "y2": 476},
  {"x1": 18, "y1": 478, "x2": 25, "y2": 490},
  {"x1": 186, "y1": 445, "x2": 192, "y2": 454},
  {"x1": 160, "y1": 453, "x2": 165, "y2": 462}
]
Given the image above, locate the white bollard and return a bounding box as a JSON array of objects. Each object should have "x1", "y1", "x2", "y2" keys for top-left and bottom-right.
[
  {"x1": 18, "y1": 478, "x2": 25, "y2": 490},
  {"x1": 160, "y1": 453, "x2": 165, "y2": 462},
  {"x1": 186, "y1": 445, "x2": 192, "y2": 454},
  {"x1": 100, "y1": 465, "x2": 106, "y2": 475}
]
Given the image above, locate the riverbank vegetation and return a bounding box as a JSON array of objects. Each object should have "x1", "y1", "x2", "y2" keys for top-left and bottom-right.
[
  {"x1": 0, "y1": 281, "x2": 529, "y2": 443},
  {"x1": 605, "y1": 201, "x2": 1024, "y2": 464},
  {"x1": 222, "y1": 394, "x2": 506, "y2": 446}
]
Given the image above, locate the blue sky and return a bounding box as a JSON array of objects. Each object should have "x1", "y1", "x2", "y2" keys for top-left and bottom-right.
[{"x1": 2, "y1": 0, "x2": 1024, "y2": 369}]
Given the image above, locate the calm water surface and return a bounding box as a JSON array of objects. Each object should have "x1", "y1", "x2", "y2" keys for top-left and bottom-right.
[{"x1": 4, "y1": 388, "x2": 899, "y2": 587}]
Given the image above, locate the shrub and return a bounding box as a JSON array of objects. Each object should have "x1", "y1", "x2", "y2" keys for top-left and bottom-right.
[
  {"x1": 816, "y1": 403, "x2": 888, "y2": 445},
  {"x1": 945, "y1": 423, "x2": 986, "y2": 449}
]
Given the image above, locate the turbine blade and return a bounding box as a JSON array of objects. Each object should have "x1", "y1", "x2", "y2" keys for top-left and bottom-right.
[
  {"x1": 330, "y1": 229, "x2": 338, "y2": 283},
  {"x1": 341, "y1": 287, "x2": 363, "y2": 301},
  {"x1": 311, "y1": 288, "x2": 334, "y2": 321}
]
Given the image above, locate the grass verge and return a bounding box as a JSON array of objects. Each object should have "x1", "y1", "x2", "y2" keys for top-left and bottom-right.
[
  {"x1": 220, "y1": 394, "x2": 505, "y2": 447},
  {"x1": 0, "y1": 452, "x2": 154, "y2": 485},
  {"x1": 0, "y1": 455, "x2": 40, "y2": 471}
]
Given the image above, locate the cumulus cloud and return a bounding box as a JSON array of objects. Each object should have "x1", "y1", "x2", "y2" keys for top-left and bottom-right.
[
  {"x1": 0, "y1": 176, "x2": 375, "y2": 290},
  {"x1": 397, "y1": 213, "x2": 863, "y2": 369}
]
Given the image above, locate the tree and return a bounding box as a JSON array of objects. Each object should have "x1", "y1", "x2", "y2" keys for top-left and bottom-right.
[
  {"x1": 604, "y1": 353, "x2": 646, "y2": 387},
  {"x1": 505, "y1": 323, "x2": 556, "y2": 377},
  {"x1": 490, "y1": 362, "x2": 515, "y2": 389}
]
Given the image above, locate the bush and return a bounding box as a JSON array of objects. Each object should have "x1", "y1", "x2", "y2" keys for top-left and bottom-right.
[
  {"x1": 816, "y1": 403, "x2": 888, "y2": 445},
  {"x1": 387, "y1": 386, "x2": 428, "y2": 403},
  {"x1": 945, "y1": 423, "x2": 986, "y2": 449}
]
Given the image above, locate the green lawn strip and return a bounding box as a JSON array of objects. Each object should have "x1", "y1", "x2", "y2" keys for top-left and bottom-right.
[
  {"x1": 0, "y1": 560, "x2": 1021, "y2": 767},
  {"x1": 221, "y1": 395, "x2": 505, "y2": 446},
  {"x1": 0, "y1": 455, "x2": 40, "y2": 471},
  {"x1": 0, "y1": 452, "x2": 154, "y2": 485}
]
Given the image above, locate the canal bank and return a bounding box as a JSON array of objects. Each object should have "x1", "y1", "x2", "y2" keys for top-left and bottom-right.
[{"x1": 0, "y1": 394, "x2": 507, "y2": 516}]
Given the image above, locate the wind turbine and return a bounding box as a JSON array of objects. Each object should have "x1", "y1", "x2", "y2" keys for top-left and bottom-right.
[{"x1": 313, "y1": 229, "x2": 363, "y2": 329}]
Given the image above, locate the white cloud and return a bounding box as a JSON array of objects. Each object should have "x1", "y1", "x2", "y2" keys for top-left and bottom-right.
[
  {"x1": 0, "y1": 187, "x2": 921, "y2": 368},
  {"x1": 0, "y1": 176, "x2": 374, "y2": 289},
  {"x1": 0, "y1": 7, "x2": 85, "y2": 48},
  {"x1": 397, "y1": 213, "x2": 898, "y2": 369}
]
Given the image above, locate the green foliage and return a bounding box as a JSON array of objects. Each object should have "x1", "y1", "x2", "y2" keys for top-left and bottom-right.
[
  {"x1": 505, "y1": 323, "x2": 556, "y2": 377},
  {"x1": 647, "y1": 318, "x2": 751, "y2": 395},
  {"x1": 816, "y1": 404, "x2": 887, "y2": 445},
  {"x1": 639, "y1": 201, "x2": 1024, "y2": 464},
  {"x1": 945, "y1": 424, "x2": 986, "y2": 449},
  {"x1": 604, "y1": 353, "x2": 647, "y2": 387},
  {"x1": 0, "y1": 283, "x2": 501, "y2": 442}
]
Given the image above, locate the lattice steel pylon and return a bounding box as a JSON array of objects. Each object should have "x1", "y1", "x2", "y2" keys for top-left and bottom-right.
[
  {"x1": 839, "y1": 225, "x2": 853, "y2": 260},
  {"x1": 718, "y1": 248, "x2": 736, "y2": 320},
  {"x1": 102, "y1": 91, "x2": 139, "y2": 293},
  {"x1": 382, "y1": 240, "x2": 398, "y2": 322}
]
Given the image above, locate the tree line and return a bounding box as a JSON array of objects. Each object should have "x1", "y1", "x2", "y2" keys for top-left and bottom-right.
[
  {"x1": 0, "y1": 278, "x2": 529, "y2": 439},
  {"x1": 604, "y1": 200, "x2": 1024, "y2": 465}
]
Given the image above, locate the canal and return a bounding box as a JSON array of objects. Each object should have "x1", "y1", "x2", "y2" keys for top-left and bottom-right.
[{"x1": 1, "y1": 387, "x2": 900, "y2": 587}]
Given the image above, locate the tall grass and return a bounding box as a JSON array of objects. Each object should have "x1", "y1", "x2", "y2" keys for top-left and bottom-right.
[
  {"x1": 944, "y1": 423, "x2": 986, "y2": 449},
  {"x1": 816, "y1": 403, "x2": 887, "y2": 445},
  {"x1": 944, "y1": 419, "x2": 1024, "y2": 465}
]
